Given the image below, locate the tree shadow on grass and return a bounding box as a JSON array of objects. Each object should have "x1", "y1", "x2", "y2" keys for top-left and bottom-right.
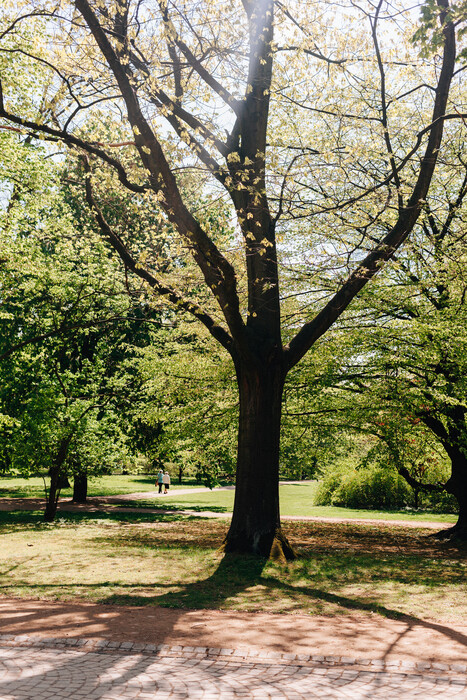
[
  {"x1": 3, "y1": 510, "x2": 466, "y2": 663},
  {"x1": 97, "y1": 551, "x2": 467, "y2": 655},
  {"x1": 0, "y1": 510, "x2": 201, "y2": 533},
  {"x1": 116, "y1": 501, "x2": 229, "y2": 513},
  {"x1": 2, "y1": 551, "x2": 466, "y2": 669}
]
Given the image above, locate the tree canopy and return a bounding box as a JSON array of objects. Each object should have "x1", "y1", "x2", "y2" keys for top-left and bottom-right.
[{"x1": 0, "y1": 0, "x2": 465, "y2": 555}]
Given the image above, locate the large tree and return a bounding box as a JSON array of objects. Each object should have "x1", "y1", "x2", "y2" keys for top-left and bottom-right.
[{"x1": 0, "y1": 0, "x2": 463, "y2": 556}]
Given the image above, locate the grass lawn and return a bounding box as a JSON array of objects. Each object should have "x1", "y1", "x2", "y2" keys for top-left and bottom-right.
[
  {"x1": 0, "y1": 474, "x2": 205, "y2": 499},
  {"x1": 1, "y1": 476, "x2": 457, "y2": 523},
  {"x1": 0, "y1": 510, "x2": 465, "y2": 624},
  {"x1": 127, "y1": 483, "x2": 458, "y2": 523}
]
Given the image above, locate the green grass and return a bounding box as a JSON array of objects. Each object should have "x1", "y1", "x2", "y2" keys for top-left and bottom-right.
[
  {"x1": 134, "y1": 483, "x2": 457, "y2": 523},
  {"x1": 1, "y1": 476, "x2": 457, "y2": 523},
  {"x1": 0, "y1": 514, "x2": 465, "y2": 623},
  {"x1": 0, "y1": 474, "x2": 205, "y2": 499}
]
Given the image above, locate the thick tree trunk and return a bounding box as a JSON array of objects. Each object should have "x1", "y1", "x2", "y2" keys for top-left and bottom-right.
[
  {"x1": 435, "y1": 449, "x2": 467, "y2": 540},
  {"x1": 73, "y1": 472, "x2": 88, "y2": 503},
  {"x1": 223, "y1": 360, "x2": 296, "y2": 560}
]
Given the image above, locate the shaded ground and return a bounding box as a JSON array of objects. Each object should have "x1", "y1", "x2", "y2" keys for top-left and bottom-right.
[
  {"x1": 1, "y1": 490, "x2": 466, "y2": 674},
  {"x1": 1, "y1": 597, "x2": 467, "y2": 669}
]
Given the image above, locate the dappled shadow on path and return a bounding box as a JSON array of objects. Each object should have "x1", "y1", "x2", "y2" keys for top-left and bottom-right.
[
  {"x1": 96, "y1": 552, "x2": 467, "y2": 662},
  {"x1": 1, "y1": 548, "x2": 467, "y2": 666},
  {"x1": 151, "y1": 554, "x2": 467, "y2": 650},
  {"x1": 2, "y1": 510, "x2": 467, "y2": 667}
]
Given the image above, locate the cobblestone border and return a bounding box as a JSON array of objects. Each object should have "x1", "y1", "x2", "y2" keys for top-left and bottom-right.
[{"x1": 1, "y1": 633, "x2": 466, "y2": 679}]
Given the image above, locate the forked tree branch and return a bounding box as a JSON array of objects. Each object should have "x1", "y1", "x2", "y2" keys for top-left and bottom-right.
[
  {"x1": 74, "y1": 0, "x2": 246, "y2": 344},
  {"x1": 81, "y1": 157, "x2": 234, "y2": 353},
  {"x1": 398, "y1": 466, "x2": 446, "y2": 493}
]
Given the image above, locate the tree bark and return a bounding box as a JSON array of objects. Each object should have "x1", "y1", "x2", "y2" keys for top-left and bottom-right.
[
  {"x1": 223, "y1": 360, "x2": 296, "y2": 560},
  {"x1": 44, "y1": 466, "x2": 61, "y2": 522},
  {"x1": 437, "y1": 449, "x2": 467, "y2": 540},
  {"x1": 421, "y1": 412, "x2": 467, "y2": 541},
  {"x1": 72, "y1": 472, "x2": 88, "y2": 503},
  {"x1": 44, "y1": 436, "x2": 72, "y2": 522}
]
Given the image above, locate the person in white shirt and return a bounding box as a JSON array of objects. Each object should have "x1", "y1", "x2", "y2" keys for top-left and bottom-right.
[{"x1": 163, "y1": 471, "x2": 171, "y2": 494}]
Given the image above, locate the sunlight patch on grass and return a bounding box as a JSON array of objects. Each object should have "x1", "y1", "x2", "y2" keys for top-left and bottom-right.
[
  {"x1": 0, "y1": 474, "x2": 205, "y2": 499},
  {"x1": 150, "y1": 484, "x2": 457, "y2": 522},
  {"x1": 1, "y1": 517, "x2": 465, "y2": 623}
]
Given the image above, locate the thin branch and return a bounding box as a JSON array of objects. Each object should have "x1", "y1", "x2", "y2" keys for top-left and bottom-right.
[
  {"x1": 0, "y1": 314, "x2": 140, "y2": 361},
  {"x1": 275, "y1": 1, "x2": 346, "y2": 66},
  {"x1": 157, "y1": 0, "x2": 241, "y2": 114},
  {"x1": 0, "y1": 101, "x2": 147, "y2": 193},
  {"x1": 81, "y1": 157, "x2": 234, "y2": 353},
  {"x1": 285, "y1": 0, "x2": 457, "y2": 369},
  {"x1": 371, "y1": 0, "x2": 403, "y2": 207}
]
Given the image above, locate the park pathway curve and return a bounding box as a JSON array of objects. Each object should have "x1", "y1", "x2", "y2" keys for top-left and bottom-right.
[{"x1": 0, "y1": 485, "x2": 453, "y2": 529}]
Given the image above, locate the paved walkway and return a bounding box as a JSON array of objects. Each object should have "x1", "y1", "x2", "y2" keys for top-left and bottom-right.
[
  {"x1": 1, "y1": 486, "x2": 463, "y2": 696},
  {"x1": 1, "y1": 636, "x2": 466, "y2": 699}
]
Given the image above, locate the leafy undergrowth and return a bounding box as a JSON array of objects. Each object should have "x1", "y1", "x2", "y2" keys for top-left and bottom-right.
[{"x1": 1, "y1": 514, "x2": 465, "y2": 624}]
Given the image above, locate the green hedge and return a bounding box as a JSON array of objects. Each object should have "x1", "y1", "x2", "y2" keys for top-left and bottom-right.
[
  {"x1": 315, "y1": 464, "x2": 412, "y2": 509},
  {"x1": 315, "y1": 462, "x2": 457, "y2": 512}
]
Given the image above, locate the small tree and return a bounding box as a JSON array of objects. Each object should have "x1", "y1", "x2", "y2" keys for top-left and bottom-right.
[{"x1": 0, "y1": 141, "x2": 154, "y2": 519}]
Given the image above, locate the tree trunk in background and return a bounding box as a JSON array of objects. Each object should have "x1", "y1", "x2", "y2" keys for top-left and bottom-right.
[
  {"x1": 44, "y1": 436, "x2": 72, "y2": 522},
  {"x1": 73, "y1": 472, "x2": 88, "y2": 503},
  {"x1": 44, "y1": 467, "x2": 60, "y2": 522},
  {"x1": 223, "y1": 360, "x2": 296, "y2": 560},
  {"x1": 442, "y1": 450, "x2": 467, "y2": 539}
]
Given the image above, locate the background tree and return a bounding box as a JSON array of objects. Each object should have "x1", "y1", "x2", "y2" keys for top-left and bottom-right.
[
  {"x1": 295, "y1": 144, "x2": 467, "y2": 535},
  {"x1": 338, "y1": 178, "x2": 467, "y2": 536},
  {"x1": 0, "y1": 134, "x2": 160, "y2": 520},
  {"x1": 0, "y1": 0, "x2": 463, "y2": 556}
]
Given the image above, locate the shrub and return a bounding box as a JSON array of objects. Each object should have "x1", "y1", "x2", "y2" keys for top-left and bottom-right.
[
  {"x1": 315, "y1": 461, "x2": 458, "y2": 512},
  {"x1": 422, "y1": 488, "x2": 457, "y2": 513},
  {"x1": 315, "y1": 464, "x2": 413, "y2": 510}
]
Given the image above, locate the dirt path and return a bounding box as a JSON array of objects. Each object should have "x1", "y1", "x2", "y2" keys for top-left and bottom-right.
[
  {"x1": 0, "y1": 490, "x2": 453, "y2": 529},
  {"x1": 1, "y1": 597, "x2": 467, "y2": 668}
]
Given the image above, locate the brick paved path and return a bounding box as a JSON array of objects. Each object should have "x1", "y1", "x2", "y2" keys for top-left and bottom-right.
[{"x1": 1, "y1": 638, "x2": 466, "y2": 699}]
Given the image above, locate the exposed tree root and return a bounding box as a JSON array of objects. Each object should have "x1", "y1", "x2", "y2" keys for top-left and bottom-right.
[
  {"x1": 222, "y1": 526, "x2": 297, "y2": 561},
  {"x1": 429, "y1": 523, "x2": 467, "y2": 541},
  {"x1": 269, "y1": 530, "x2": 297, "y2": 562}
]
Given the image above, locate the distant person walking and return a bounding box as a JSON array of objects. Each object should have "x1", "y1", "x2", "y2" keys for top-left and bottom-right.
[
  {"x1": 163, "y1": 471, "x2": 171, "y2": 494},
  {"x1": 156, "y1": 470, "x2": 164, "y2": 494}
]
